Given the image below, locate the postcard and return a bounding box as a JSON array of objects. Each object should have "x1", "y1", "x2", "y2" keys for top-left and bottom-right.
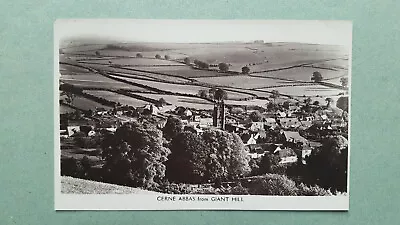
[{"x1": 54, "y1": 19, "x2": 351, "y2": 210}]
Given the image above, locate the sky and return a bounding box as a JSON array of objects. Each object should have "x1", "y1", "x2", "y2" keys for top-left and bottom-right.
[{"x1": 55, "y1": 19, "x2": 352, "y2": 47}]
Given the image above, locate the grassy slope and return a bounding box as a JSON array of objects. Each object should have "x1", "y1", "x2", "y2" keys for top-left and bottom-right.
[{"x1": 61, "y1": 176, "x2": 158, "y2": 194}]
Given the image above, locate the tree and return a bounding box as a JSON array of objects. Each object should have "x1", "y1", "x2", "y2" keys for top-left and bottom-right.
[
  {"x1": 311, "y1": 71, "x2": 323, "y2": 82},
  {"x1": 304, "y1": 97, "x2": 312, "y2": 105},
  {"x1": 270, "y1": 90, "x2": 280, "y2": 104},
  {"x1": 202, "y1": 129, "x2": 251, "y2": 181},
  {"x1": 249, "y1": 111, "x2": 264, "y2": 122},
  {"x1": 184, "y1": 57, "x2": 191, "y2": 65},
  {"x1": 156, "y1": 98, "x2": 167, "y2": 107},
  {"x1": 136, "y1": 53, "x2": 143, "y2": 58},
  {"x1": 336, "y1": 96, "x2": 349, "y2": 112},
  {"x1": 247, "y1": 174, "x2": 299, "y2": 196},
  {"x1": 218, "y1": 63, "x2": 229, "y2": 72},
  {"x1": 155, "y1": 54, "x2": 161, "y2": 59},
  {"x1": 242, "y1": 66, "x2": 250, "y2": 74},
  {"x1": 257, "y1": 153, "x2": 281, "y2": 175},
  {"x1": 306, "y1": 135, "x2": 348, "y2": 192},
  {"x1": 313, "y1": 100, "x2": 320, "y2": 106},
  {"x1": 95, "y1": 51, "x2": 100, "y2": 56},
  {"x1": 163, "y1": 116, "x2": 183, "y2": 140},
  {"x1": 102, "y1": 122, "x2": 171, "y2": 188},
  {"x1": 208, "y1": 87, "x2": 217, "y2": 99},
  {"x1": 282, "y1": 101, "x2": 291, "y2": 110},
  {"x1": 198, "y1": 89, "x2": 208, "y2": 98},
  {"x1": 214, "y1": 88, "x2": 228, "y2": 102},
  {"x1": 325, "y1": 97, "x2": 334, "y2": 107},
  {"x1": 340, "y1": 77, "x2": 348, "y2": 87},
  {"x1": 166, "y1": 132, "x2": 209, "y2": 183},
  {"x1": 164, "y1": 55, "x2": 171, "y2": 60},
  {"x1": 61, "y1": 91, "x2": 75, "y2": 105}
]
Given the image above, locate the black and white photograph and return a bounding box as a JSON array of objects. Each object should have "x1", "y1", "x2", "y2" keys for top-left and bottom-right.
[{"x1": 55, "y1": 20, "x2": 352, "y2": 210}]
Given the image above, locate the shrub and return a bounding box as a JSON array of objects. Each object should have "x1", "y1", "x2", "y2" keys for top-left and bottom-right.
[
  {"x1": 247, "y1": 174, "x2": 299, "y2": 196},
  {"x1": 297, "y1": 183, "x2": 332, "y2": 196}
]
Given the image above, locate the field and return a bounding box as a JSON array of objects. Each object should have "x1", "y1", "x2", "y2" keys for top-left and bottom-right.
[
  {"x1": 224, "y1": 99, "x2": 271, "y2": 107},
  {"x1": 136, "y1": 93, "x2": 214, "y2": 110},
  {"x1": 60, "y1": 41, "x2": 350, "y2": 109},
  {"x1": 255, "y1": 84, "x2": 344, "y2": 97},
  {"x1": 107, "y1": 75, "x2": 207, "y2": 94},
  {"x1": 125, "y1": 66, "x2": 223, "y2": 78},
  {"x1": 60, "y1": 104, "x2": 76, "y2": 114},
  {"x1": 61, "y1": 176, "x2": 158, "y2": 194},
  {"x1": 194, "y1": 75, "x2": 288, "y2": 89},
  {"x1": 84, "y1": 90, "x2": 151, "y2": 107},
  {"x1": 70, "y1": 96, "x2": 113, "y2": 110},
  {"x1": 253, "y1": 66, "x2": 347, "y2": 82},
  {"x1": 79, "y1": 57, "x2": 183, "y2": 66}
]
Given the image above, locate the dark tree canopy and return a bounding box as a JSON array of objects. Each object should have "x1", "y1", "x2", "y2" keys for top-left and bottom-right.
[
  {"x1": 218, "y1": 63, "x2": 230, "y2": 72},
  {"x1": 194, "y1": 59, "x2": 209, "y2": 69},
  {"x1": 306, "y1": 135, "x2": 348, "y2": 192},
  {"x1": 155, "y1": 54, "x2": 161, "y2": 59},
  {"x1": 136, "y1": 53, "x2": 143, "y2": 58},
  {"x1": 241, "y1": 66, "x2": 250, "y2": 74},
  {"x1": 184, "y1": 57, "x2": 191, "y2": 65},
  {"x1": 340, "y1": 77, "x2": 348, "y2": 87},
  {"x1": 311, "y1": 71, "x2": 323, "y2": 82},
  {"x1": 249, "y1": 110, "x2": 264, "y2": 122},
  {"x1": 164, "y1": 55, "x2": 171, "y2": 60},
  {"x1": 163, "y1": 116, "x2": 184, "y2": 140},
  {"x1": 198, "y1": 89, "x2": 208, "y2": 98},
  {"x1": 214, "y1": 88, "x2": 228, "y2": 102},
  {"x1": 336, "y1": 96, "x2": 349, "y2": 112},
  {"x1": 202, "y1": 129, "x2": 251, "y2": 181},
  {"x1": 102, "y1": 122, "x2": 171, "y2": 188},
  {"x1": 166, "y1": 131, "x2": 209, "y2": 183}
]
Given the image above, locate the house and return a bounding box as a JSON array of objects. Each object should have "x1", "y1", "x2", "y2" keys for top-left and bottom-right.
[
  {"x1": 194, "y1": 115, "x2": 201, "y2": 122},
  {"x1": 88, "y1": 130, "x2": 96, "y2": 136},
  {"x1": 144, "y1": 104, "x2": 159, "y2": 115},
  {"x1": 264, "y1": 118, "x2": 277, "y2": 129},
  {"x1": 273, "y1": 147, "x2": 298, "y2": 164},
  {"x1": 183, "y1": 109, "x2": 193, "y2": 117},
  {"x1": 278, "y1": 118, "x2": 301, "y2": 129},
  {"x1": 299, "y1": 120, "x2": 313, "y2": 130},
  {"x1": 247, "y1": 121, "x2": 265, "y2": 132},
  {"x1": 241, "y1": 133, "x2": 257, "y2": 145},
  {"x1": 67, "y1": 126, "x2": 80, "y2": 137},
  {"x1": 225, "y1": 123, "x2": 247, "y2": 133},
  {"x1": 199, "y1": 118, "x2": 213, "y2": 127},
  {"x1": 276, "y1": 111, "x2": 287, "y2": 118},
  {"x1": 282, "y1": 131, "x2": 309, "y2": 147}
]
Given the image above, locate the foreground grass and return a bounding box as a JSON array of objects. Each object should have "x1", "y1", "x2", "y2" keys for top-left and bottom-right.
[{"x1": 61, "y1": 176, "x2": 158, "y2": 194}]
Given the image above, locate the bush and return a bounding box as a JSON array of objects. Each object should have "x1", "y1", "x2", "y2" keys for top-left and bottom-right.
[
  {"x1": 297, "y1": 183, "x2": 332, "y2": 196},
  {"x1": 61, "y1": 157, "x2": 89, "y2": 178},
  {"x1": 247, "y1": 174, "x2": 299, "y2": 196},
  {"x1": 242, "y1": 66, "x2": 250, "y2": 74}
]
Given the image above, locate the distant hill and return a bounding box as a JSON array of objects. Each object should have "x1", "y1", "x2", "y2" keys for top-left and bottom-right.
[{"x1": 61, "y1": 176, "x2": 158, "y2": 194}]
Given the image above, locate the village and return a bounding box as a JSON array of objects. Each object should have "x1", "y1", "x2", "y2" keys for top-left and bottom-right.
[{"x1": 60, "y1": 90, "x2": 349, "y2": 169}]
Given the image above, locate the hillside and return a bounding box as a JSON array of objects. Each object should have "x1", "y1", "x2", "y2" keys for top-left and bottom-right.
[{"x1": 61, "y1": 176, "x2": 158, "y2": 194}]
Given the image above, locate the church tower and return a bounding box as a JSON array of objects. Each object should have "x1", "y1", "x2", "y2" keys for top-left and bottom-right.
[{"x1": 213, "y1": 100, "x2": 226, "y2": 130}]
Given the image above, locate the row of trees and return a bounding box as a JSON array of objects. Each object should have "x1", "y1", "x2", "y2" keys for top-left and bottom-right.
[
  {"x1": 135, "y1": 53, "x2": 171, "y2": 60},
  {"x1": 311, "y1": 71, "x2": 349, "y2": 88},
  {"x1": 198, "y1": 87, "x2": 228, "y2": 102}
]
